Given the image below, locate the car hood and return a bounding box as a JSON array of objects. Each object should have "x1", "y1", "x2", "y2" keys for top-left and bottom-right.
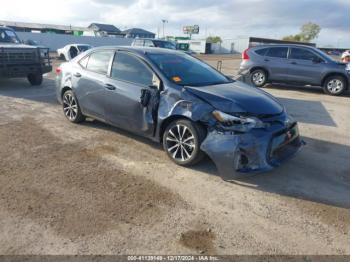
[{"x1": 185, "y1": 81, "x2": 284, "y2": 115}]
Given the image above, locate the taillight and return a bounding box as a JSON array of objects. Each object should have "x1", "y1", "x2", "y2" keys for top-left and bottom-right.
[
  {"x1": 56, "y1": 67, "x2": 62, "y2": 74},
  {"x1": 242, "y1": 49, "x2": 250, "y2": 60}
]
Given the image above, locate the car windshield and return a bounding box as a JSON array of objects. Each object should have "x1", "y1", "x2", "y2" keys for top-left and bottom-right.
[
  {"x1": 0, "y1": 29, "x2": 20, "y2": 43},
  {"x1": 153, "y1": 40, "x2": 176, "y2": 50},
  {"x1": 78, "y1": 45, "x2": 91, "y2": 52},
  {"x1": 147, "y1": 53, "x2": 232, "y2": 86},
  {"x1": 314, "y1": 48, "x2": 338, "y2": 62}
]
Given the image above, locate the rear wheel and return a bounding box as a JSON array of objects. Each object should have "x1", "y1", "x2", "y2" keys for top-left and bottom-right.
[
  {"x1": 27, "y1": 73, "x2": 43, "y2": 86},
  {"x1": 62, "y1": 90, "x2": 85, "y2": 123},
  {"x1": 251, "y1": 69, "x2": 267, "y2": 87},
  {"x1": 163, "y1": 119, "x2": 206, "y2": 166},
  {"x1": 323, "y1": 76, "x2": 347, "y2": 96}
]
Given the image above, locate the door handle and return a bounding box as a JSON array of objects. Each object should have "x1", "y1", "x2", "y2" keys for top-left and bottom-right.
[
  {"x1": 104, "y1": 83, "x2": 116, "y2": 91},
  {"x1": 264, "y1": 59, "x2": 270, "y2": 62},
  {"x1": 73, "y1": 72, "x2": 82, "y2": 77},
  {"x1": 291, "y1": 62, "x2": 297, "y2": 65}
]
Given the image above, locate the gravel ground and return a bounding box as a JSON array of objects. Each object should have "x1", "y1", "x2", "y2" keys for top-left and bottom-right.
[{"x1": 0, "y1": 55, "x2": 349, "y2": 255}]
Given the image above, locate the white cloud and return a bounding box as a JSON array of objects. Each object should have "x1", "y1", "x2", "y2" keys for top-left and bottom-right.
[{"x1": 0, "y1": 0, "x2": 349, "y2": 47}]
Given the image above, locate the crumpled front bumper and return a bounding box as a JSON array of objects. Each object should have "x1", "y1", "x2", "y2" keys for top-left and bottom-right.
[{"x1": 200, "y1": 123, "x2": 304, "y2": 180}]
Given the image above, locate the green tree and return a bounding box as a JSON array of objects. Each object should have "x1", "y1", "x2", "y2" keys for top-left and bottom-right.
[
  {"x1": 207, "y1": 36, "x2": 222, "y2": 43},
  {"x1": 282, "y1": 22, "x2": 321, "y2": 42}
]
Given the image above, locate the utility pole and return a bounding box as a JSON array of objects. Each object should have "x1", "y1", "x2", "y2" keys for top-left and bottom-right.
[{"x1": 161, "y1": 19, "x2": 168, "y2": 39}]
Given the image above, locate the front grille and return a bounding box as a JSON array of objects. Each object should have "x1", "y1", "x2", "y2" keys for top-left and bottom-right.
[{"x1": 0, "y1": 49, "x2": 38, "y2": 64}]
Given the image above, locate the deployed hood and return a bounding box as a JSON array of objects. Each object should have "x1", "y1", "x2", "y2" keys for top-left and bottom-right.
[{"x1": 185, "y1": 81, "x2": 283, "y2": 115}]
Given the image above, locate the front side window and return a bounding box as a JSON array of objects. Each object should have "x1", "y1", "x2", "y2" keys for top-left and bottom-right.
[
  {"x1": 0, "y1": 29, "x2": 20, "y2": 43},
  {"x1": 266, "y1": 47, "x2": 288, "y2": 59},
  {"x1": 78, "y1": 45, "x2": 91, "y2": 52},
  {"x1": 147, "y1": 53, "x2": 232, "y2": 87},
  {"x1": 111, "y1": 52, "x2": 153, "y2": 86},
  {"x1": 144, "y1": 40, "x2": 155, "y2": 47},
  {"x1": 86, "y1": 51, "x2": 114, "y2": 74},
  {"x1": 290, "y1": 48, "x2": 320, "y2": 61}
]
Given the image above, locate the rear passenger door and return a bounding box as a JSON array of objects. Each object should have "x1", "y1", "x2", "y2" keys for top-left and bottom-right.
[
  {"x1": 263, "y1": 47, "x2": 290, "y2": 81},
  {"x1": 288, "y1": 47, "x2": 324, "y2": 85},
  {"x1": 73, "y1": 50, "x2": 114, "y2": 120}
]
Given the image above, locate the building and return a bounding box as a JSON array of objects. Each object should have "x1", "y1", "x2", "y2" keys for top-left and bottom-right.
[
  {"x1": 215, "y1": 37, "x2": 316, "y2": 54},
  {"x1": 88, "y1": 23, "x2": 123, "y2": 37},
  {"x1": 122, "y1": 28, "x2": 155, "y2": 39},
  {"x1": 0, "y1": 20, "x2": 90, "y2": 36}
]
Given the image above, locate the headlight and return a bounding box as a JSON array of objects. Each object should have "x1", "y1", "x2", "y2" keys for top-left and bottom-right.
[{"x1": 212, "y1": 110, "x2": 265, "y2": 132}]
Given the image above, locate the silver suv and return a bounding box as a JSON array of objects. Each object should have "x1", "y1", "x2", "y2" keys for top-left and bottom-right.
[{"x1": 239, "y1": 44, "x2": 350, "y2": 96}]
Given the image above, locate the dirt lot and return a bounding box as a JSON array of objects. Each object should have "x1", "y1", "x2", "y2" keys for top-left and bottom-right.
[{"x1": 0, "y1": 55, "x2": 349, "y2": 255}]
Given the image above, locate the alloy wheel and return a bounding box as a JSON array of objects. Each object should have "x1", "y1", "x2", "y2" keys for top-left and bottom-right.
[
  {"x1": 63, "y1": 93, "x2": 78, "y2": 121},
  {"x1": 327, "y1": 79, "x2": 343, "y2": 94},
  {"x1": 165, "y1": 124, "x2": 196, "y2": 162},
  {"x1": 252, "y1": 72, "x2": 265, "y2": 85}
]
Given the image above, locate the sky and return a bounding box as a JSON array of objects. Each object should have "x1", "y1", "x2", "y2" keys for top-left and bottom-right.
[{"x1": 0, "y1": 0, "x2": 349, "y2": 47}]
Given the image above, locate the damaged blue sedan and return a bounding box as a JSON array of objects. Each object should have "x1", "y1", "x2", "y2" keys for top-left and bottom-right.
[{"x1": 56, "y1": 47, "x2": 303, "y2": 180}]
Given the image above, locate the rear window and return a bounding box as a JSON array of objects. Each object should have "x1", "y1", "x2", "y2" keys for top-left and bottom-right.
[
  {"x1": 255, "y1": 48, "x2": 269, "y2": 56},
  {"x1": 266, "y1": 47, "x2": 288, "y2": 59}
]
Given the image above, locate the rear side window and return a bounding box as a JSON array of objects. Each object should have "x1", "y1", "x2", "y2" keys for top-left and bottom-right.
[
  {"x1": 144, "y1": 40, "x2": 155, "y2": 47},
  {"x1": 86, "y1": 51, "x2": 114, "y2": 74},
  {"x1": 290, "y1": 48, "x2": 319, "y2": 61},
  {"x1": 255, "y1": 48, "x2": 269, "y2": 56},
  {"x1": 111, "y1": 52, "x2": 153, "y2": 86},
  {"x1": 266, "y1": 47, "x2": 288, "y2": 59}
]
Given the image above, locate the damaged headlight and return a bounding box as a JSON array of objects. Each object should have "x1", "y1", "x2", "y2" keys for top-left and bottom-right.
[{"x1": 212, "y1": 110, "x2": 265, "y2": 132}]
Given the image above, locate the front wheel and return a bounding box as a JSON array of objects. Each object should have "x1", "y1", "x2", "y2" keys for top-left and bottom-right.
[
  {"x1": 62, "y1": 90, "x2": 85, "y2": 123},
  {"x1": 250, "y1": 69, "x2": 267, "y2": 87},
  {"x1": 323, "y1": 76, "x2": 347, "y2": 96},
  {"x1": 163, "y1": 119, "x2": 206, "y2": 167},
  {"x1": 27, "y1": 73, "x2": 43, "y2": 86}
]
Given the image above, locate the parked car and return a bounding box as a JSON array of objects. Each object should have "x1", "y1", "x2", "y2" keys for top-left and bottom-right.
[
  {"x1": 132, "y1": 38, "x2": 177, "y2": 50},
  {"x1": 57, "y1": 44, "x2": 92, "y2": 61},
  {"x1": 239, "y1": 44, "x2": 350, "y2": 96},
  {"x1": 56, "y1": 47, "x2": 303, "y2": 179},
  {"x1": 0, "y1": 26, "x2": 51, "y2": 85}
]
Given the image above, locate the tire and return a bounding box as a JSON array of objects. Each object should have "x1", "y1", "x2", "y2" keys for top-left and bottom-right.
[
  {"x1": 163, "y1": 119, "x2": 206, "y2": 167},
  {"x1": 62, "y1": 90, "x2": 85, "y2": 123},
  {"x1": 250, "y1": 69, "x2": 267, "y2": 87},
  {"x1": 323, "y1": 75, "x2": 347, "y2": 96},
  {"x1": 27, "y1": 73, "x2": 43, "y2": 86}
]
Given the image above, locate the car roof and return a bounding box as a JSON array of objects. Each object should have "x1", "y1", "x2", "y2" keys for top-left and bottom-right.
[
  {"x1": 252, "y1": 44, "x2": 317, "y2": 49},
  {"x1": 90, "y1": 46, "x2": 183, "y2": 55}
]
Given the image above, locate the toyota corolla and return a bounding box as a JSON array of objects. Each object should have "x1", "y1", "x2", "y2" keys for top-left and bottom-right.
[{"x1": 56, "y1": 47, "x2": 303, "y2": 180}]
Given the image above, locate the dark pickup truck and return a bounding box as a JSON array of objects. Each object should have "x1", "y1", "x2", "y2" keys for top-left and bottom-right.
[{"x1": 0, "y1": 26, "x2": 52, "y2": 85}]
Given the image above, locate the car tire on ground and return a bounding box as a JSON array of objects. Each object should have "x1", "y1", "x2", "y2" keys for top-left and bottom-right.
[
  {"x1": 27, "y1": 73, "x2": 43, "y2": 86},
  {"x1": 323, "y1": 75, "x2": 347, "y2": 96},
  {"x1": 250, "y1": 69, "x2": 267, "y2": 87},
  {"x1": 163, "y1": 119, "x2": 206, "y2": 167},
  {"x1": 62, "y1": 90, "x2": 85, "y2": 123}
]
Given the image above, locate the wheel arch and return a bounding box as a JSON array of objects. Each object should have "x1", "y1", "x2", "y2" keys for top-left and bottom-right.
[
  {"x1": 158, "y1": 115, "x2": 206, "y2": 143},
  {"x1": 61, "y1": 86, "x2": 72, "y2": 99},
  {"x1": 321, "y1": 72, "x2": 349, "y2": 89},
  {"x1": 250, "y1": 66, "x2": 269, "y2": 78}
]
